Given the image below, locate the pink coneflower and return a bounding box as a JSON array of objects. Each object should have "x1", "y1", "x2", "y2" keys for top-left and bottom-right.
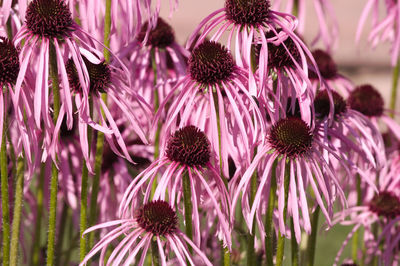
[
  {"x1": 187, "y1": 0, "x2": 318, "y2": 96},
  {"x1": 347, "y1": 84, "x2": 400, "y2": 141},
  {"x1": 12, "y1": 0, "x2": 117, "y2": 157},
  {"x1": 255, "y1": 29, "x2": 318, "y2": 124},
  {"x1": 123, "y1": 17, "x2": 188, "y2": 109},
  {"x1": 53, "y1": 51, "x2": 149, "y2": 170},
  {"x1": 357, "y1": 0, "x2": 400, "y2": 66},
  {"x1": 154, "y1": 40, "x2": 264, "y2": 177},
  {"x1": 0, "y1": 36, "x2": 38, "y2": 172},
  {"x1": 333, "y1": 165, "x2": 400, "y2": 265},
  {"x1": 120, "y1": 125, "x2": 232, "y2": 248},
  {"x1": 80, "y1": 200, "x2": 212, "y2": 266},
  {"x1": 313, "y1": 90, "x2": 385, "y2": 174},
  {"x1": 231, "y1": 116, "x2": 346, "y2": 243},
  {"x1": 309, "y1": 49, "x2": 354, "y2": 96},
  {"x1": 271, "y1": 0, "x2": 339, "y2": 51}
]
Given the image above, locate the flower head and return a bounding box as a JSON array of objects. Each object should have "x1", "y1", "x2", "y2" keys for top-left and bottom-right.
[
  {"x1": 137, "y1": 18, "x2": 175, "y2": 49},
  {"x1": 25, "y1": 0, "x2": 73, "y2": 38},
  {"x1": 0, "y1": 37, "x2": 19, "y2": 87},
  {"x1": 348, "y1": 84, "x2": 384, "y2": 117},
  {"x1": 166, "y1": 125, "x2": 211, "y2": 167},
  {"x1": 225, "y1": 0, "x2": 270, "y2": 27},
  {"x1": 120, "y1": 126, "x2": 232, "y2": 249},
  {"x1": 268, "y1": 117, "x2": 313, "y2": 158},
  {"x1": 81, "y1": 200, "x2": 212, "y2": 266},
  {"x1": 188, "y1": 41, "x2": 234, "y2": 86},
  {"x1": 136, "y1": 200, "x2": 178, "y2": 236},
  {"x1": 314, "y1": 90, "x2": 347, "y2": 119}
]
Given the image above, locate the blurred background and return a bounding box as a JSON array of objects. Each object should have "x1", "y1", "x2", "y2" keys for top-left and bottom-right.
[{"x1": 160, "y1": 1, "x2": 391, "y2": 265}]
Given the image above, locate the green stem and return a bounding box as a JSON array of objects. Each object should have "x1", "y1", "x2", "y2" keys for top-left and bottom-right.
[
  {"x1": 151, "y1": 49, "x2": 161, "y2": 199},
  {"x1": 291, "y1": 218, "x2": 299, "y2": 266},
  {"x1": 306, "y1": 206, "x2": 320, "y2": 266},
  {"x1": 293, "y1": 0, "x2": 299, "y2": 17},
  {"x1": 87, "y1": 0, "x2": 112, "y2": 248},
  {"x1": 55, "y1": 202, "x2": 68, "y2": 266},
  {"x1": 265, "y1": 160, "x2": 278, "y2": 266},
  {"x1": 182, "y1": 170, "x2": 193, "y2": 253},
  {"x1": 88, "y1": 128, "x2": 105, "y2": 248},
  {"x1": 276, "y1": 160, "x2": 291, "y2": 266},
  {"x1": 352, "y1": 175, "x2": 362, "y2": 262},
  {"x1": 9, "y1": 157, "x2": 24, "y2": 266},
  {"x1": 222, "y1": 246, "x2": 230, "y2": 266},
  {"x1": 390, "y1": 57, "x2": 400, "y2": 117},
  {"x1": 103, "y1": 0, "x2": 112, "y2": 63},
  {"x1": 1, "y1": 86, "x2": 10, "y2": 266},
  {"x1": 46, "y1": 40, "x2": 61, "y2": 266},
  {"x1": 80, "y1": 99, "x2": 94, "y2": 261},
  {"x1": 31, "y1": 163, "x2": 45, "y2": 266},
  {"x1": 151, "y1": 238, "x2": 160, "y2": 266},
  {"x1": 247, "y1": 171, "x2": 257, "y2": 266}
]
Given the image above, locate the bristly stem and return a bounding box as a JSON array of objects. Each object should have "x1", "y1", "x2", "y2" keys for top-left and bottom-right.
[
  {"x1": 80, "y1": 99, "x2": 94, "y2": 261},
  {"x1": 9, "y1": 156, "x2": 25, "y2": 265},
  {"x1": 31, "y1": 163, "x2": 45, "y2": 265},
  {"x1": 88, "y1": 128, "x2": 105, "y2": 248},
  {"x1": 265, "y1": 160, "x2": 278, "y2": 266},
  {"x1": 87, "y1": 0, "x2": 112, "y2": 249},
  {"x1": 182, "y1": 170, "x2": 193, "y2": 253},
  {"x1": 151, "y1": 49, "x2": 161, "y2": 198},
  {"x1": 390, "y1": 57, "x2": 400, "y2": 117},
  {"x1": 352, "y1": 174, "x2": 362, "y2": 263},
  {"x1": 306, "y1": 206, "x2": 320, "y2": 266},
  {"x1": 275, "y1": 160, "x2": 291, "y2": 266},
  {"x1": 291, "y1": 218, "x2": 299, "y2": 266},
  {"x1": 151, "y1": 238, "x2": 160, "y2": 266},
  {"x1": 103, "y1": 0, "x2": 112, "y2": 62},
  {"x1": 1, "y1": 86, "x2": 10, "y2": 266},
  {"x1": 46, "y1": 40, "x2": 61, "y2": 266}
]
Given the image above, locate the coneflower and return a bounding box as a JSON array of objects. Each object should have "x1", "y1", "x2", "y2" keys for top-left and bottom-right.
[{"x1": 81, "y1": 200, "x2": 213, "y2": 266}]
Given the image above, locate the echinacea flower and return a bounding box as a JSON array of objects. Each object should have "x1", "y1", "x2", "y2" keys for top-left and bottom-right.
[
  {"x1": 256, "y1": 29, "x2": 318, "y2": 124},
  {"x1": 55, "y1": 51, "x2": 149, "y2": 170},
  {"x1": 119, "y1": 125, "x2": 232, "y2": 248},
  {"x1": 187, "y1": 0, "x2": 318, "y2": 97},
  {"x1": 154, "y1": 40, "x2": 264, "y2": 177},
  {"x1": 314, "y1": 90, "x2": 385, "y2": 175},
  {"x1": 347, "y1": 84, "x2": 400, "y2": 142},
  {"x1": 231, "y1": 116, "x2": 346, "y2": 244},
  {"x1": 0, "y1": 36, "x2": 38, "y2": 171},
  {"x1": 333, "y1": 165, "x2": 400, "y2": 266},
  {"x1": 309, "y1": 49, "x2": 354, "y2": 96},
  {"x1": 80, "y1": 200, "x2": 212, "y2": 266},
  {"x1": 12, "y1": 0, "x2": 98, "y2": 162},
  {"x1": 123, "y1": 17, "x2": 188, "y2": 109}
]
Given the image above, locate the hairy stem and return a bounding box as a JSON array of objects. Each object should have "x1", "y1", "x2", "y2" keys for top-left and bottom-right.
[
  {"x1": 390, "y1": 57, "x2": 400, "y2": 117},
  {"x1": 182, "y1": 170, "x2": 193, "y2": 253},
  {"x1": 46, "y1": 41, "x2": 61, "y2": 266},
  {"x1": 1, "y1": 86, "x2": 10, "y2": 266},
  {"x1": 9, "y1": 157, "x2": 25, "y2": 265},
  {"x1": 306, "y1": 206, "x2": 320, "y2": 266},
  {"x1": 31, "y1": 163, "x2": 45, "y2": 265}
]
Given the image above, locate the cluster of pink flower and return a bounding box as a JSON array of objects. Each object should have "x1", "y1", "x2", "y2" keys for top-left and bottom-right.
[{"x1": 0, "y1": 0, "x2": 400, "y2": 265}]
